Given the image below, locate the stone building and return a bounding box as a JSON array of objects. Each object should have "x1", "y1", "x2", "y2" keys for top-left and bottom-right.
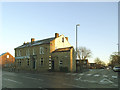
[
  {"x1": 14, "y1": 33, "x2": 76, "y2": 72},
  {"x1": 0, "y1": 52, "x2": 15, "y2": 68}
]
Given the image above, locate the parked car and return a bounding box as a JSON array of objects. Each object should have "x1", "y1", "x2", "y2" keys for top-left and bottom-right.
[{"x1": 113, "y1": 65, "x2": 120, "y2": 72}]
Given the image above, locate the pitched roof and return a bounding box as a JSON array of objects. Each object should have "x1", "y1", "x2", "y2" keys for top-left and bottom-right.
[
  {"x1": 15, "y1": 37, "x2": 55, "y2": 49},
  {"x1": 0, "y1": 52, "x2": 7, "y2": 57}
]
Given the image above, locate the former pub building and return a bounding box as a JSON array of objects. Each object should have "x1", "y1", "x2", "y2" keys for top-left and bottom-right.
[{"x1": 14, "y1": 33, "x2": 76, "y2": 72}]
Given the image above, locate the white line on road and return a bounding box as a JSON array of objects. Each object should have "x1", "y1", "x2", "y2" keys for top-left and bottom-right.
[
  {"x1": 99, "y1": 78, "x2": 113, "y2": 84},
  {"x1": 79, "y1": 73, "x2": 84, "y2": 76},
  {"x1": 22, "y1": 76, "x2": 43, "y2": 81},
  {"x1": 3, "y1": 78, "x2": 22, "y2": 84},
  {"x1": 112, "y1": 76, "x2": 117, "y2": 79},
  {"x1": 86, "y1": 74, "x2": 92, "y2": 76},
  {"x1": 103, "y1": 75, "x2": 108, "y2": 78},
  {"x1": 94, "y1": 74, "x2": 100, "y2": 77},
  {"x1": 80, "y1": 79, "x2": 97, "y2": 83}
]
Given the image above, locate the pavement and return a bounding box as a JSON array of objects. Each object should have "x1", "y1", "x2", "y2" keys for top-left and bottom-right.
[{"x1": 2, "y1": 69, "x2": 119, "y2": 89}]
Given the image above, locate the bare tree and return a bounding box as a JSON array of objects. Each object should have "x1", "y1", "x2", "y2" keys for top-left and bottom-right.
[
  {"x1": 94, "y1": 57, "x2": 106, "y2": 68},
  {"x1": 108, "y1": 52, "x2": 120, "y2": 68},
  {"x1": 77, "y1": 46, "x2": 92, "y2": 60}
]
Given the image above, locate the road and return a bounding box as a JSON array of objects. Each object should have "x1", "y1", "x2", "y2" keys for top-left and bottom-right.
[{"x1": 2, "y1": 69, "x2": 118, "y2": 88}]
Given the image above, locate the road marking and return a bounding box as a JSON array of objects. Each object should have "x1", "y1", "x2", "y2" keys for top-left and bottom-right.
[
  {"x1": 75, "y1": 77, "x2": 81, "y2": 80},
  {"x1": 3, "y1": 78, "x2": 22, "y2": 84},
  {"x1": 63, "y1": 83, "x2": 85, "y2": 88},
  {"x1": 112, "y1": 76, "x2": 117, "y2": 79},
  {"x1": 94, "y1": 74, "x2": 100, "y2": 77},
  {"x1": 103, "y1": 75, "x2": 108, "y2": 78},
  {"x1": 99, "y1": 78, "x2": 113, "y2": 84},
  {"x1": 79, "y1": 73, "x2": 84, "y2": 76},
  {"x1": 80, "y1": 79, "x2": 97, "y2": 83},
  {"x1": 22, "y1": 76, "x2": 43, "y2": 81},
  {"x1": 86, "y1": 74, "x2": 92, "y2": 76}
]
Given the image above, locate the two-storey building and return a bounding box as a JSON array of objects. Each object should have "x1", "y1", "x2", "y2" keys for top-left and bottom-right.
[{"x1": 14, "y1": 33, "x2": 76, "y2": 72}]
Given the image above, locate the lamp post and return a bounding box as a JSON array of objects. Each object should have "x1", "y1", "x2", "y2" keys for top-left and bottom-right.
[{"x1": 76, "y1": 24, "x2": 80, "y2": 60}]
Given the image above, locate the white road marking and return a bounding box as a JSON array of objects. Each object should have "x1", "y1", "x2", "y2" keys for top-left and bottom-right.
[
  {"x1": 22, "y1": 76, "x2": 43, "y2": 81},
  {"x1": 80, "y1": 79, "x2": 97, "y2": 83},
  {"x1": 75, "y1": 77, "x2": 81, "y2": 80},
  {"x1": 99, "y1": 78, "x2": 113, "y2": 84},
  {"x1": 94, "y1": 74, "x2": 100, "y2": 77},
  {"x1": 79, "y1": 73, "x2": 84, "y2": 76},
  {"x1": 112, "y1": 76, "x2": 117, "y2": 79},
  {"x1": 86, "y1": 74, "x2": 92, "y2": 76},
  {"x1": 63, "y1": 83, "x2": 85, "y2": 88},
  {"x1": 103, "y1": 75, "x2": 108, "y2": 78},
  {"x1": 3, "y1": 78, "x2": 22, "y2": 84}
]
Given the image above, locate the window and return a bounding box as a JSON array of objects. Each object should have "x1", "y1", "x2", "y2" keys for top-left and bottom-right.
[
  {"x1": 17, "y1": 50, "x2": 19, "y2": 56},
  {"x1": 33, "y1": 48, "x2": 35, "y2": 55},
  {"x1": 40, "y1": 58, "x2": 44, "y2": 66},
  {"x1": 27, "y1": 59, "x2": 29, "y2": 66},
  {"x1": 19, "y1": 59, "x2": 21, "y2": 66},
  {"x1": 7, "y1": 55, "x2": 9, "y2": 58},
  {"x1": 40, "y1": 47, "x2": 44, "y2": 54},
  {"x1": 62, "y1": 37, "x2": 64, "y2": 42},
  {"x1": 26, "y1": 49, "x2": 30, "y2": 56},
  {"x1": 19, "y1": 50, "x2": 21, "y2": 56},
  {"x1": 59, "y1": 60, "x2": 63, "y2": 66}
]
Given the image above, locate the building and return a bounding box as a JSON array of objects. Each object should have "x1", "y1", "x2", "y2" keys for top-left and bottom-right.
[
  {"x1": 76, "y1": 59, "x2": 89, "y2": 72},
  {"x1": 89, "y1": 63, "x2": 97, "y2": 69},
  {"x1": 0, "y1": 52, "x2": 15, "y2": 68},
  {"x1": 14, "y1": 33, "x2": 76, "y2": 72}
]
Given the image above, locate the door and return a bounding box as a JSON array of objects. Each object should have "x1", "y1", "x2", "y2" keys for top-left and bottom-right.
[
  {"x1": 51, "y1": 61, "x2": 54, "y2": 70},
  {"x1": 33, "y1": 59, "x2": 36, "y2": 69}
]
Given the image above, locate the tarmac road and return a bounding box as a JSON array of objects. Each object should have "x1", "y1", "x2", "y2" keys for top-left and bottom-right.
[{"x1": 2, "y1": 69, "x2": 118, "y2": 89}]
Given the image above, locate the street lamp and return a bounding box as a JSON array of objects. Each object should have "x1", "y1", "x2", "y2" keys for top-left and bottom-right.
[{"x1": 76, "y1": 24, "x2": 80, "y2": 60}]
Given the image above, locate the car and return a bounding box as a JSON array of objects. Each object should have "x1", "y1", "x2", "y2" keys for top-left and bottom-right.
[{"x1": 113, "y1": 66, "x2": 120, "y2": 72}]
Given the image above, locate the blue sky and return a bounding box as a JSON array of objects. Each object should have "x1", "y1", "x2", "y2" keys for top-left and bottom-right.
[{"x1": 1, "y1": 2, "x2": 118, "y2": 63}]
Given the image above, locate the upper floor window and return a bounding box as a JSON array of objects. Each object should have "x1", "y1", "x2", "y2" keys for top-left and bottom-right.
[
  {"x1": 7, "y1": 55, "x2": 9, "y2": 58},
  {"x1": 33, "y1": 48, "x2": 35, "y2": 55},
  {"x1": 62, "y1": 37, "x2": 64, "y2": 42},
  {"x1": 19, "y1": 50, "x2": 21, "y2": 56},
  {"x1": 40, "y1": 47, "x2": 44, "y2": 54},
  {"x1": 26, "y1": 49, "x2": 30, "y2": 56}
]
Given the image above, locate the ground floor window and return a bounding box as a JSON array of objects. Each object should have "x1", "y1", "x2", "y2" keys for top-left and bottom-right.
[
  {"x1": 59, "y1": 60, "x2": 63, "y2": 66},
  {"x1": 40, "y1": 58, "x2": 44, "y2": 66},
  {"x1": 27, "y1": 59, "x2": 29, "y2": 66}
]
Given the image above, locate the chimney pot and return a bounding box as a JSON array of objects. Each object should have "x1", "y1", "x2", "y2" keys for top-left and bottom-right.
[
  {"x1": 55, "y1": 33, "x2": 59, "y2": 38},
  {"x1": 31, "y1": 38, "x2": 35, "y2": 43},
  {"x1": 65, "y1": 37, "x2": 68, "y2": 41}
]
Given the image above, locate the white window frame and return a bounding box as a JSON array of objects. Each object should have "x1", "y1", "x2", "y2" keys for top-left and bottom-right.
[
  {"x1": 33, "y1": 48, "x2": 35, "y2": 55},
  {"x1": 40, "y1": 47, "x2": 44, "y2": 54}
]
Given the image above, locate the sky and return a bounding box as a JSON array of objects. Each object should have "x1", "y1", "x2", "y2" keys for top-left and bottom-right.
[{"x1": 0, "y1": 2, "x2": 118, "y2": 64}]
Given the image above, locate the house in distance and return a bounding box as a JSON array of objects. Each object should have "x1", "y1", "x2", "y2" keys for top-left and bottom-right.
[
  {"x1": 0, "y1": 52, "x2": 15, "y2": 68},
  {"x1": 14, "y1": 33, "x2": 76, "y2": 72}
]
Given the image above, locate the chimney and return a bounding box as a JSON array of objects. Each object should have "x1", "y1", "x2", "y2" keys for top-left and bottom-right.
[
  {"x1": 31, "y1": 38, "x2": 35, "y2": 43},
  {"x1": 55, "y1": 33, "x2": 59, "y2": 38},
  {"x1": 65, "y1": 37, "x2": 68, "y2": 41}
]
